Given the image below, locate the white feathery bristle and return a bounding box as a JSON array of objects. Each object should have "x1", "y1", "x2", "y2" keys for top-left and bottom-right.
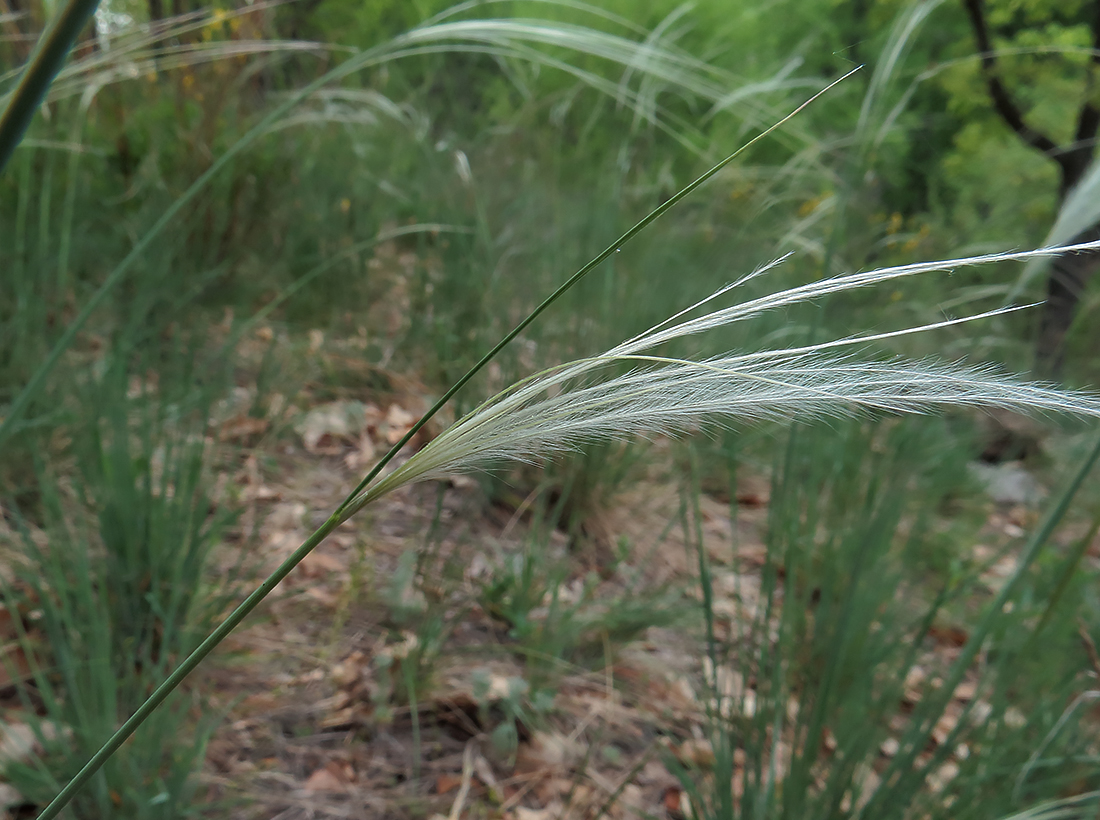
[{"x1": 352, "y1": 244, "x2": 1100, "y2": 509}]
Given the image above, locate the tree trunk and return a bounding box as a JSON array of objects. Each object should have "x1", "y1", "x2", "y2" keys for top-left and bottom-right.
[
  {"x1": 1037, "y1": 225, "x2": 1100, "y2": 377},
  {"x1": 1035, "y1": 154, "x2": 1100, "y2": 377}
]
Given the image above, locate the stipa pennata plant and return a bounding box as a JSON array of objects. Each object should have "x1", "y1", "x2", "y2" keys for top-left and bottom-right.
[
  {"x1": 41, "y1": 239, "x2": 1100, "y2": 819},
  {"x1": 353, "y1": 242, "x2": 1100, "y2": 511},
  {"x1": 14, "y1": 35, "x2": 1100, "y2": 815}
]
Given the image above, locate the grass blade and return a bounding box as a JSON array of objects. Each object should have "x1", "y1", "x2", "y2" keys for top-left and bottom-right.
[{"x1": 0, "y1": 0, "x2": 99, "y2": 172}]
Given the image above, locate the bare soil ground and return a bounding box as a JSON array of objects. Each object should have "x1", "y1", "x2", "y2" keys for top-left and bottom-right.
[{"x1": 189, "y1": 389, "x2": 1042, "y2": 820}]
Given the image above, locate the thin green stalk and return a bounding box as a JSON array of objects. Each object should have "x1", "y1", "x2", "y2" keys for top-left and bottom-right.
[
  {"x1": 1030, "y1": 510, "x2": 1100, "y2": 639},
  {"x1": 0, "y1": 0, "x2": 100, "y2": 173},
  {"x1": 36, "y1": 70, "x2": 855, "y2": 819},
  {"x1": 405, "y1": 660, "x2": 421, "y2": 785},
  {"x1": 14, "y1": 150, "x2": 30, "y2": 315},
  {"x1": 57, "y1": 101, "x2": 87, "y2": 292},
  {"x1": 37, "y1": 144, "x2": 54, "y2": 265},
  {"x1": 688, "y1": 446, "x2": 717, "y2": 680}
]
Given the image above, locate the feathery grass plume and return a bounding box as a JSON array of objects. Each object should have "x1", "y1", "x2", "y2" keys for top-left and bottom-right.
[{"x1": 351, "y1": 241, "x2": 1100, "y2": 511}]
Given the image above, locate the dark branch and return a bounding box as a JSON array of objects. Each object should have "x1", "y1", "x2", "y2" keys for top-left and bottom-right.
[
  {"x1": 1073, "y1": 0, "x2": 1100, "y2": 148},
  {"x1": 962, "y1": 0, "x2": 1061, "y2": 158}
]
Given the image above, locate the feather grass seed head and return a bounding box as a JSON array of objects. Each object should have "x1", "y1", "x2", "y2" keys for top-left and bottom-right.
[{"x1": 351, "y1": 242, "x2": 1100, "y2": 513}]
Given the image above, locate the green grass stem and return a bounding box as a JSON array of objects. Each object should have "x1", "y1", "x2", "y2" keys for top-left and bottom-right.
[
  {"x1": 35, "y1": 65, "x2": 858, "y2": 820},
  {"x1": 0, "y1": 0, "x2": 100, "y2": 172}
]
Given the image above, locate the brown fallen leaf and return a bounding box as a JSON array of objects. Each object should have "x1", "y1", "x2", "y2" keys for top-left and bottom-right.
[
  {"x1": 242, "y1": 484, "x2": 280, "y2": 502},
  {"x1": 953, "y1": 680, "x2": 977, "y2": 702},
  {"x1": 304, "y1": 761, "x2": 353, "y2": 793},
  {"x1": 926, "y1": 760, "x2": 959, "y2": 794},
  {"x1": 734, "y1": 473, "x2": 771, "y2": 507},
  {"x1": 513, "y1": 807, "x2": 557, "y2": 820},
  {"x1": 677, "y1": 737, "x2": 716, "y2": 769},
  {"x1": 0, "y1": 782, "x2": 23, "y2": 810},
  {"x1": 344, "y1": 432, "x2": 377, "y2": 470},
  {"x1": 0, "y1": 721, "x2": 66, "y2": 766},
  {"x1": 0, "y1": 641, "x2": 33, "y2": 688},
  {"x1": 615, "y1": 783, "x2": 645, "y2": 817},
  {"x1": 386, "y1": 403, "x2": 415, "y2": 429},
  {"x1": 533, "y1": 777, "x2": 574, "y2": 803},
  {"x1": 295, "y1": 401, "x2": 369, "y2": 454},
  {"x1": 929, "y1": 623, "x2": 968, "y2": 648},
  {"x1": 436, "y1": 773, "x2": 463, "y2": 795},
  {"x1": 516, "y1": 731, "x2": 583, "y2": 771},
  {"x1": 303, "y1": 586, "x2": 339, "y2": 608},
  {"x1": 219, "y1": 415, "x2": 269, "y2": 443},
  {"x1": 664, "y1": 786, "x2": 684, "y2": 817},
  {"x1": 331, "y1": 650, "x2": 368, "y2": 688},
  {"x1": 383, "y1": 403, "x2": 416, "y2": 445},
  {"x1": 932, "y1": 705, "x2": 962, "y2": 746},
  {"x1": 638, "y1": 759, "x2": 679, "y2": 789},
  {"x1": 238, "y1": 692, "x2": 279, "y2": 715},
  {"x1": 300, "y1": 550, "x2": 347, "y2": 578}
]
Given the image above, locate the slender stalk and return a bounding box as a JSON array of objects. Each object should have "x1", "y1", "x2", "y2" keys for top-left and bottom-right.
[
  {"x1": 36, "y1": 69, "x2": 858, "y2": 820},
  {"x1": 0, "y1": 0, "x2": 100, "y2": 173}
]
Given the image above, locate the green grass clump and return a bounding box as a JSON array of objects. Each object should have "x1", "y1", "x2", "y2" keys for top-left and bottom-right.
[
  {"x1": 0, "y1": 351, "x2": 235, "y2": 818},
  {"x1": 673, "y1": 416, "x2": 1100, "y2": 820},
  {"x1": 477, "y1": 528, "x2": 686, "y2": 681}
]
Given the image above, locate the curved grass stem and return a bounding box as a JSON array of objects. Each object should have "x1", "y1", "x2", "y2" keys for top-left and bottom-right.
[{"x1": 34, "y1": 57, "x2": 858, "y2": 820}]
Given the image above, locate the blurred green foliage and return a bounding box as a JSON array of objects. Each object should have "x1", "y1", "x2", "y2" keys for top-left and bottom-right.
[{"x1": 3, "y1": 0, "x2": 1095, "y2": 387}]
